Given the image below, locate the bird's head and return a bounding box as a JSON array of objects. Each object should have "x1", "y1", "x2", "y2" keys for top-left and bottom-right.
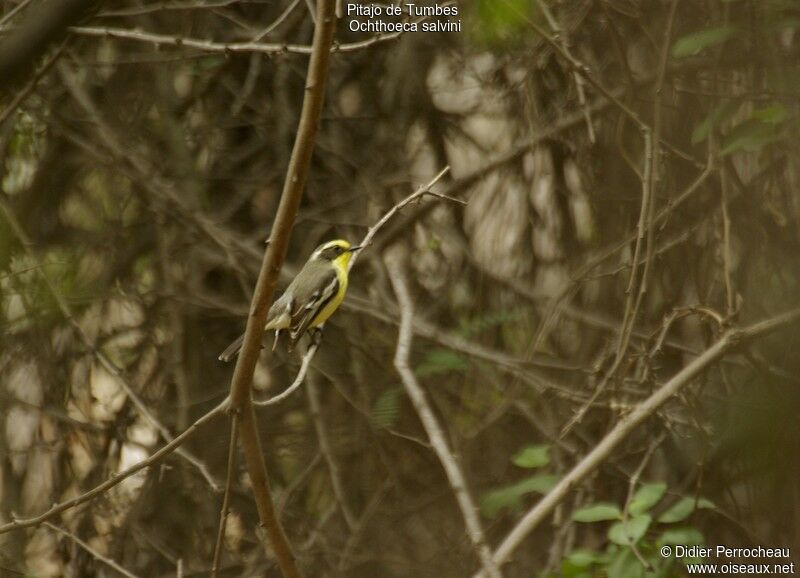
[{"x1": 312, "y1": 239, "x2": 362, "y2": 267}]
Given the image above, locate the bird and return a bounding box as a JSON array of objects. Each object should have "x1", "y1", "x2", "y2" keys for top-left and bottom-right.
[{"x1": 218, "y1": 239, "x2": 361, "y2": 362}]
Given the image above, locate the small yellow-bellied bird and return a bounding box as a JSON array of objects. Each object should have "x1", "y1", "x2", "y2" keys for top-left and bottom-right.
[{"x1": 218, "y1": 239, "x2": 361, "y2": 361}]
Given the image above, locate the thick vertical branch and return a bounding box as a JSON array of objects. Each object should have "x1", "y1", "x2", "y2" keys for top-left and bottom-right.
[{"x1": 225, "y1": 1, "x2": 337, "y2": 577}]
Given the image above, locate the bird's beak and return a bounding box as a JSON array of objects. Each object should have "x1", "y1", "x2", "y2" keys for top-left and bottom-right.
[{"x1": 347, "y1": 245, "x2": 363, "y2": 252}]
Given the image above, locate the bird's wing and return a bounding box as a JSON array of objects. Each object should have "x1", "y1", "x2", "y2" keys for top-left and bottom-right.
[
  {"x1": 288, "y1": 269, "x2": 339, "y2": 341},
  {"x1": 265, "y1": 293, "x2": 293, "y2": 330}
]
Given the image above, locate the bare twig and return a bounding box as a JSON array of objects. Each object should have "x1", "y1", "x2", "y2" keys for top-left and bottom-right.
[
  {"x1": 0, "y1": 0, "x2": 35, "y2": 28},
  {"x1": 0, "y1": 398, "x2": 228, "y2": 535},
  {"x1": 44, "y1": 521, "x2": 143, "y2": 578},
  {"x1": 558, "y1": 0, "x2": 680, "y2": 438},
  {"x1": 472, "y1": 308, "x2": 800, "y2": 576},
  {"x1": 337, "y1": 479, "x2": 392, "y2": 571},
  {"x1": 71, "y1": 5, "x2": 455, "y2": 58},
  {"x1": 0, "y1": 42, "x2": 65, "y2": 126},
  {"x1": 533, "y1": 122, "x2": 714, "y2": 357},
  {"x1": 0, "y1": 198, "x2": 221, "y2": 491},
  {"x1": 211, "y1": 415, "x2": 239, "y2": 578},
  {"x1": 349, "y1": 165, "x2": 452, "y2": 272},
  {"x1": 720, "y1": 163, "x2": 736, "y2": 316},
  {"x1": 254, "y1": 342, "x2": 319, "y2": 406},
  {"x1": 535, "y1": 0, "x2": 595, "y2": 142},
  {"x1": 253, "y1": 0, "x2": 302, "y2": 41},
  {"x1": 0, "y1": 0, "x2": 96, "y2": 88},
  {"x1": 557, "y1": 129, "x2": 654, "y2": 438},
  {"x1": 385, "y1": 247, "x2": 503, "y2": 578},
  {"x1": 306, "y1": 372, "x2": 357, "y2": 529},
  {"x1": 620, "y1": 434, "x2": 665, "y2": 571}
]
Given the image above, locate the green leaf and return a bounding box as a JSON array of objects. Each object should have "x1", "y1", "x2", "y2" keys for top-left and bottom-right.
[
  {"x1": 697, "y1": 497, "x2": 715, "y2": 510},
  {"x1": 561, "y1": 552, "x2": 597, "y2": 578},
  {"x1": 572, "y1": 502, "x2": 623, "y2": 522},
  {"x1": 720, "y1": 119, "x2": 782, "y2": 155},
  {"x1": 629, "y1": 482, "x2": 667, "y2": 515},
  {"x1": 658, "y1": 497, "x2": 697, "y2": 523},
  {"x1": 512, "y1": 444, "x2": 550, "y2": 469},
  {"x1": 480, "y1": 487, "x2": 523, "y2": 519},
  {"x1": 608, "y1": 514, "x2": 652, "y2": 545},
  {"x1": 658, "y1": 527, "x2": 706, "y2": 547},
  {"x1": 752, "y1": 103, "x2": 788, "y2": 125},
  {"x1": 415, "y1": 349, "x2": 469, "y2": 377},
  {"x1": 657, "y1": 496, "x2": 713, "y2": 524},
  {"x1": 515, "y1": 473, "x2": 559, "y2": 494},
  {"x1": 691, "y1": 100, "x2": 741, "y2": 144},
  {"x1": 607, "y1": 546, "x2": 646, "y2": 578},
  {"x1": 559, "y1": 564, "x2": 592, "y2": 578},
  {"x1": 672, "y1": 25, "x2": 737, "y2": 58},
  {"x1": 566, "y1": 549, "x2": 603, "y2": 567},
  {"x1": 370, "y1": 387, "x2": 402, "y2": 429},
  {"x1": 471, "y1": 0, "x2": 535, "y2": 46},
  {"x1": 480, "y1": 474, "x2": 558, "y2": 518}
]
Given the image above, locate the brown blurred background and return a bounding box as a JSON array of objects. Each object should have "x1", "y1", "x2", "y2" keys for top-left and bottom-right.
[{"x1": 1, "y1": 0, "x2": 799, "y2": 576}]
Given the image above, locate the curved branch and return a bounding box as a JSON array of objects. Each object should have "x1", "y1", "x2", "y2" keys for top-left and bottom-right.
[{"x1": 385, "y1": 247, "x2": 503, "y2": 578}]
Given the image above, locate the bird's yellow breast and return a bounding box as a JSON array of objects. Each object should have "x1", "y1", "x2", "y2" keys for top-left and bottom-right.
[{"x1": 310, "y1": 254, "x2": 350, "y2": 327}]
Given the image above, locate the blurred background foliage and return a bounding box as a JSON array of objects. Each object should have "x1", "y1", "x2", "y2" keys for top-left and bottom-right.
[{"x1": 1, "y1": 0, "x2": 799, "y2": 576}]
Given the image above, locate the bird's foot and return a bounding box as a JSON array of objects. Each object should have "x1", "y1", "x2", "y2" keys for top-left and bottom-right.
[{"x1": 309, "y1": 327, "x2": 324, "y2": 347}]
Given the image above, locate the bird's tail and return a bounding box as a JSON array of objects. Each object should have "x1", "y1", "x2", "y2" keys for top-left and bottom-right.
[{"x1": 218, "y1": 333, "x2": 245, "y2": 362}]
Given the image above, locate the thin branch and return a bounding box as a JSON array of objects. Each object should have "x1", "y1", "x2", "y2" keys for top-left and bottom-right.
[
  {"x1": 306, "y1": 372, "x2": 357, "y2": 529},
  {"x1": 0, "y1": 197, "x2": 221, "y2": 491},
  {"x1": 558, "y1": 0, "x2": 680, "y2": 437},
  {"x1": 0, "y1": 398, "x2": 228, "y2": 535},
  {"x1": 253, "y1": 0, "x2": 302, "y2": 41},
  {"x1": 70, "y1": 6, "x2": 452, "y2": 58},
  {"x1": 44, "y1": 521, "x2": 143, "y2": 578},
  {"x1": 535, "y1": 0, "x2": 594, "y2": 142},
  {"x1": 532, "y1": 144, "x2": 714, "y2": 353},
  {"x1": 385, "y1": 247, "x2": 503, "y2": 578},
  {"x1": 620, "y1": 434, "x2": 665, "y2": 572},
  {"x1": 254, "y1": 342, "x2": 318, "y2": 406},
  {"x1": 211, "y1": 415, "x2": 239, "y2": 578},
  {"x1": 0, "y1": 0, "x2": 96, "y2": 88},
  {"x1": 97, "y1": 0, "x2": 245, "y2": 18},
  {"x1": 0, "y1": 0, "x2": 35, "y2": 28},
  {"x1": 349, "y1": 166, "x2": 451, "y2": 272},
  {"x1": 472, "y1": 308, "x2": 800, "y2": 576},
  {"x1": 337, "y1": 479, "x2": 392, "y2": 571},
  {"x1": 720, "y1": 161, "x2": 736, "y2": 316},
  {"x1": 0, "y1": 41, "x2": 65, "y2": 127}
]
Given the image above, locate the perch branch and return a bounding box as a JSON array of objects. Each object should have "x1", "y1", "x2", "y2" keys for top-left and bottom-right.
[
  {"x1": 253, "y1": 166, "x2": 452, "y2": 408},
  {"x1": 224, "y1": 1, "x2": 336, "y2": 576}
]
